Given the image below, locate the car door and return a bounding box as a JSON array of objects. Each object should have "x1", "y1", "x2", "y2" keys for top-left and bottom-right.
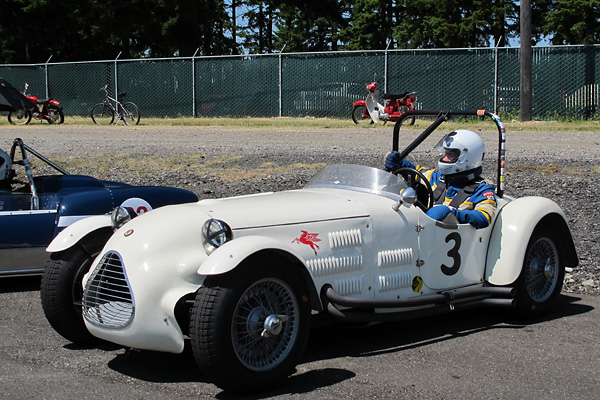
[
  {"x1": 416, "y1": 211, "x2": 491, "y2": 290},
  {"x1": 369, "y1": 203, "x2": 422, "y2": 300},
  {"x1": 0, "y1": 193, "x2": 58, "y2": 275}
]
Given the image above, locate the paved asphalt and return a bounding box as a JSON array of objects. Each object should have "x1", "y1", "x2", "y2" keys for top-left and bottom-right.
[{"x1": 0, "y1": 276, "x2": 598, "y2": 399}]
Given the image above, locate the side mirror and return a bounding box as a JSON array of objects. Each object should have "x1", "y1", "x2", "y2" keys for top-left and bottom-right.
[{"x1": 392, "y1": 187, "x2": 417, "y2": 211}]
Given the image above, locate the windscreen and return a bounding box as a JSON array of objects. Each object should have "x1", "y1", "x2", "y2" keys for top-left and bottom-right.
[{"x1": 305, "y1": 164, "x2": 408, "y2": 199}]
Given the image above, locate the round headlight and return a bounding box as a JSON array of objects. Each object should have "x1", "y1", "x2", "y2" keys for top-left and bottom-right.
[
  {"x1": 111, "y1": 206, "x2": 137, "y2": 231},
  {"x1": 202, "y1": 219, "x2": 232, "y2": 254}
]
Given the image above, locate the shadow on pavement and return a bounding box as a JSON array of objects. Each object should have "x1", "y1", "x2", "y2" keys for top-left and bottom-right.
[
  {"x1": 100, "y1": 293, "x2": 592, "y2": 396},
  {"x1": 0, "y1": 275, "x2": 41, "y2": 293}
]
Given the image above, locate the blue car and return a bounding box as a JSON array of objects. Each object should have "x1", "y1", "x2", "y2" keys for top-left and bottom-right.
[{"x1": 0, "y1": 138, "x2": 198, "y2": 278}]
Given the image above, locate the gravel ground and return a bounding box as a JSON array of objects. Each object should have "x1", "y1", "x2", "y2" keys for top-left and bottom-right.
[{"x1": 1, "y1": 123, "x2": 598, "y2": 295}]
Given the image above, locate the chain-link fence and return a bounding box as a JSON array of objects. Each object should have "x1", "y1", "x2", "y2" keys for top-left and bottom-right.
[{"x1": 1, "y1": 45, "x2": 598, "y2": 120}]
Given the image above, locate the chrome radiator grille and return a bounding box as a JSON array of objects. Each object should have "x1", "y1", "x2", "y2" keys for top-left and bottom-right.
[{"x1": 82, "y1": 251, "x2": 134, "y2": 328}]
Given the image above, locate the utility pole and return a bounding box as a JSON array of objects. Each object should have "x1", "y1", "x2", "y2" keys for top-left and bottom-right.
[{"x1": 520, "y1": 0, "x2": 532, "y2": 121}]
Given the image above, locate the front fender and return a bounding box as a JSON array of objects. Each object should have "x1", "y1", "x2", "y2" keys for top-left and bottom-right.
[
  {"x1": 198, "y1": 235, "x2": 322, "y2": 311},
  {"x1": 46, "y1": 215, "x2": 111, "y2": 253},
  {"x1": 485, "y1": 196, "x2": 575, "y2": 285},
  {"x1": 198, "y1": 235, "x2": 307, "y2": 275},
  {"x1": 353, "y1": 100, "x2": 366, "y2": 107}
]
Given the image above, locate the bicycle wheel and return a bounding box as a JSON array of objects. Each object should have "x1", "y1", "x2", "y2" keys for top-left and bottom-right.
[
  {"x1": 8, "y1": 109, "x2": 32, "y2": 125},
  {"x1": 91, "y1": 103, "x2": 115, "y2": 125},
  {"x1": 121, "y1": 102, "x2": 140, "y2": 125}
]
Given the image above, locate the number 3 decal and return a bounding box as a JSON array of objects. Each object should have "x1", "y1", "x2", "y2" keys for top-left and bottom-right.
[{"x1": 441, "y1": 232, "x2": 461, "y2": 276}]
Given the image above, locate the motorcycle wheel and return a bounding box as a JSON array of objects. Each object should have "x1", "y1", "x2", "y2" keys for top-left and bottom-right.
[
  {"x1": 48, "y1": 108, "x2": 65, "y2": 124},
  {"x1": 399, "y1": 105, "x2": 416, "y2": 126},
  {"x1": 8, "y1": 109, "x2": 32, "y2": 125},
  {"x1": 351, "y1": 105, "x2": 373, "y2": 125}
]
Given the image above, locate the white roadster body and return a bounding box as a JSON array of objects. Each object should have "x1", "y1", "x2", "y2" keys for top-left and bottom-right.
[{"x1": 46, "y1": 110, "x2": 578, "y2": 393}]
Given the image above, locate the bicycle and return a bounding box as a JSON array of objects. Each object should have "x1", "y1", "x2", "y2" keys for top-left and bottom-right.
[{"x1": 91, "y1": 85, "x2": 140, "y2": 125}]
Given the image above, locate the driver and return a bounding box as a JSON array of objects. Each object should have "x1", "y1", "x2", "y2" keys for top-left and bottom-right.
[{"x1": 385, "y1": 129, "x2": 497, "y2": 229}]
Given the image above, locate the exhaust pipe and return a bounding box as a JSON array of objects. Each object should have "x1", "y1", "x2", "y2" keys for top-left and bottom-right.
[{"x1": 321, "y1": 284, "x2": 516, "y2": 323}]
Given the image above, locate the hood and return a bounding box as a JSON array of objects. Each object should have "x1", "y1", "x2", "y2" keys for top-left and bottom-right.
[{"x1": 198, "y1": 189, "x2": 369, "y2": 229}]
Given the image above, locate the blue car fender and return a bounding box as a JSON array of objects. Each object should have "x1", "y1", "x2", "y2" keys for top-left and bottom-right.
[{"x1": 48, "y1": 197, "x2": 155, "y2": 253}]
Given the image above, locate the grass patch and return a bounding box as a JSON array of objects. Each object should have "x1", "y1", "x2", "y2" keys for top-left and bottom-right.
[
  {"x1": 2, "y1": 113, "x2": 600, "y2": 132},
  {"x1": 51, "y1": 153, "x2": 326, "y2": 181}
]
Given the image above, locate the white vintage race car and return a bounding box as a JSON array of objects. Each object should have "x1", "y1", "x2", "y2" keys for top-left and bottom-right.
[{"x1": 45, "y1": 110, "x2": 578, "y2": 394}]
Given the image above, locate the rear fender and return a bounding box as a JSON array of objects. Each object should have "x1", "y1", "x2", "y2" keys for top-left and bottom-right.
[
  {"x1": 198, "y1": 235, "x2": 322, "y2": 311},
  {"x1": 485, "y1": 196, "x2": 578, "y2": 285},
  {"x1": 46, "y1": 215, "x2": 111, "y2": 253}
]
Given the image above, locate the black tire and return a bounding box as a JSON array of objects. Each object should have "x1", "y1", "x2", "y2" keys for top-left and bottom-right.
[
  {"x1": 121, "y1": 102, "x2": 140, "y2": 125},
  {"x1": 351, "y1": 104, "x2": 373, "y2": 125},
  {"x1": 8, "y1": 109, "x2": 32, "y2": 125},
  {"x1": 399, "y1": 105, "x2": 416, "y2": 125},
  {"x1": 190, "y1": 262, "x2": 311, "y2": 394},
  {"x1": 40, "y1": 230, "x2": 112, "y2": 344},
  {"x1": 91, "y1": 103, "x2": 114, "y2": 125},
  {"x1": 515, "y1": 226, "x2": 565, "y2": 317},
  {"x1": 48, "y1": 107, "x2": 64, "y2": 124}
]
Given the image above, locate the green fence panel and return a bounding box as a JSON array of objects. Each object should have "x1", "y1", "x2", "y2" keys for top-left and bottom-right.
[
  {"x1": 388, "y1": 49, "x2": 496, "y2": 111},
  {"x1": 283, "y1": 51, "x2": 385, "y2": 118},
  {"x1": 116, "y1": 59, "x2": 194, "y2": 118},
  {"x1": 47, "y1": 62, "x2": 110, "y2": 117},
  {"x1": 0, "y1": 65, "x2": 46, "y2": 102},
  {"x1": 2, "y1": 45, "x2": 599, "y2": 121},
  {"x1": 496, "y1": 48, "x2": 520, "y2": 116},
  {"x1": 195, "y1": 55, "x2": 279, "y2": 118}
]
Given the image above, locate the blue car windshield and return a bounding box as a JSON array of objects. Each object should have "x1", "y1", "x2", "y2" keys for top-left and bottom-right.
[{"x1": 305, "y1": 164, "x2": 408, "y2": 199}]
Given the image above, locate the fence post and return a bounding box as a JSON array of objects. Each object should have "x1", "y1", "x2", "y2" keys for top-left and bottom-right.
[
  {"x1": 278, "y1": 45, "x2": 286, "y2": 117},
  {"x1": 493, "y1": 37, "x2": 502, "y2": 114},
  {"x1": 44, "y1": 55, "x2": 52, "y2": 98},
  {"x1": 192, "y1": 48, "x2": 199, "y2": 118},
  {"x1": 384, "y1": 40, "x2": 391, "y2": 93},
  {"x1": 114, "y1": 52, "x2": 121, "y2": 108}
]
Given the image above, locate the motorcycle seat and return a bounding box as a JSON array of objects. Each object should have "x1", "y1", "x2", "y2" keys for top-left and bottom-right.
[
  {"x1": 383, "y1": 91, "x2": 410, "y2": 100},
  {"x1": 36, "y1": 98, "x2": 50, "y2": 104}
]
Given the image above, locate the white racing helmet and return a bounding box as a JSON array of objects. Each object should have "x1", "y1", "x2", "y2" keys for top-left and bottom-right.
[
  {"x1": 0, "y1": 149, "x2": 12, "y2": 181},
  {"x1": 434, "y1": 129, "x2": 485, "y2": 176}
]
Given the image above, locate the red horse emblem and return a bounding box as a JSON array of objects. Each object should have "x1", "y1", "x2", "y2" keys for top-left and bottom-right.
[{"x1": 292, "y1": 230, "x2": 321, "y2": 255}]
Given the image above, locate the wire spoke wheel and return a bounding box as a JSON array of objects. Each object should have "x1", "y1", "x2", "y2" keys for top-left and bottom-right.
[
  {"x1": 231, "y1": 277, "x2": 299, "y2": 372},
  {"x1": 516, "y1": 227, "x2": 564, "y2": 317},
  {"x1": 190, "y1": 262, "x2": 310, "y2": 393},
  {"x1": 524, "y1": 237, "x2": 560, "y2": 303}
]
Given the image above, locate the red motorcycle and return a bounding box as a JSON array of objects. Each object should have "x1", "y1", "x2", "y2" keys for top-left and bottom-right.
[
  {"x1": 352, "y1": 81, "x2": 416, "y2": 125},
  {"x1": 8, "y1": 83, "x2": 64, "y2": 125}
]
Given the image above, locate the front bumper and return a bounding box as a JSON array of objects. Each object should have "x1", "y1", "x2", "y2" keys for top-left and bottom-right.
[{"x1": 81, "y1": 205, "x2": 209, "y2": 353}]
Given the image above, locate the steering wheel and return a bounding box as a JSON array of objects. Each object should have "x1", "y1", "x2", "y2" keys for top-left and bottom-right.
[{"x1": 391, "y1": 166, "x2": 434, "y2": 212}]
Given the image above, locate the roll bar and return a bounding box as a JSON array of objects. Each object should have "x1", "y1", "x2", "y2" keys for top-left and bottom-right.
[
  {"x1": 9, "y1": 138, "x2": 69, "y2": 210},
  {"x1": 392, "y1": 110, "x2": 506, "y2": 198}
]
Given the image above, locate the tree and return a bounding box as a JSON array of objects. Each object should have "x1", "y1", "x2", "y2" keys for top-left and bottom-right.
[
  {"x1": 544, "y1": 0, "x2": 600, "y2": 44},
  {"x1": 274, "y1": 0, "x2": 349, "y2": 51},
  {"x1": 342, "y1": 0, "x2": 394, "y2": 50},
  {"x1": 394, "y1": 0, "x2": 517, "y2": 49}
]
